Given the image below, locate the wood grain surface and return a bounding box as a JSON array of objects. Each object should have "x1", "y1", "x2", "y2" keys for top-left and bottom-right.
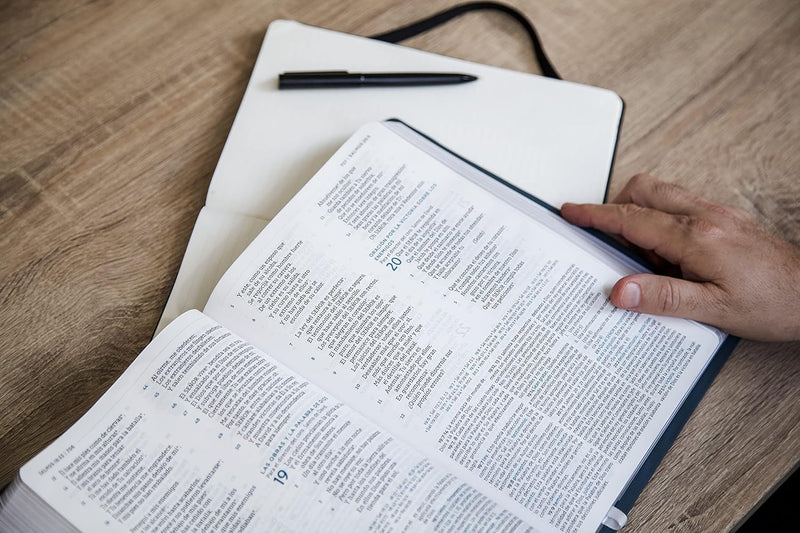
[{"x1": 1, "y1": 0, "x2": 798, "y2": 530}]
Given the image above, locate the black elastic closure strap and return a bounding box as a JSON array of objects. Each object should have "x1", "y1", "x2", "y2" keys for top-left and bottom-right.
[{"x1": 369, "y1": 1, "x2": 561, "y2": 80}]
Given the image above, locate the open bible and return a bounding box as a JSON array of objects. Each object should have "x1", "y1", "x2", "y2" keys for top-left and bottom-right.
[{"x1": 0, "y1": 120, "x2": 734, "y2": 533}]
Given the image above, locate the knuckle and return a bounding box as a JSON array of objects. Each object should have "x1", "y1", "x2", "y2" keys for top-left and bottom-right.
[
  {"x1": 677, "y1": 213, "x2": 723, "y2": 239},
  {"x1": 654, "y1": 178, "x2": 694, "y2": 204},
  {"x1": 656, "y1": 280, "x2": 681, "y2": 314},
  {"x1": 697, "y1": 199, "x2": 752, "y2": 222},
  {"x1": 617, "y1": 204, "x2": 646, "y2": 232},
  {"x1": 702, "y1": 201, "x2": 736, "y2": 218},
  {"x1": 674, "y1": 214, "x2": 694, "y2": 232},
  {"x1": 619, "y1": 203, "x2": 645, "y2": 217},
  {"x1": 654, "y1": 280, "x2": 699, "y2": 315},
  {"x1": 687, "y1": 216, "x2": 723, "y2": 238},
  {"x1": 719, "y1": 204, "x2": 753, "y2": 222},
  {"x1": 651, "y1": 178, "x2": 676, "y2": 196}
]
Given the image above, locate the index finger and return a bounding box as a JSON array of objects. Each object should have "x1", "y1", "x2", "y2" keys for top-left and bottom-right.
[{"x1": 561, "y1": 202, "x2": 692, "y2": 265}]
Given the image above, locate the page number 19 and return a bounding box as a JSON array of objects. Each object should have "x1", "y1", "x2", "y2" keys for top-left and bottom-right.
[
  {"x1": 274, "y1": 469, "x2": 288, "y2": 485},
  {"x1": 386, "y1": 257, "x2": 402, "y2": 271}
]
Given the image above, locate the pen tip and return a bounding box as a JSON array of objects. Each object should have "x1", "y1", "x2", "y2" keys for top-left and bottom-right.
[{"x1": 462, "y1": 75, "x2": 478, "y2": 82}]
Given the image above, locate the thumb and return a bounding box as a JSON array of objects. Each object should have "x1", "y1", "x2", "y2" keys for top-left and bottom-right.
[{"x1": 610, "y1": 274, "x2": 715, "y2": 321}]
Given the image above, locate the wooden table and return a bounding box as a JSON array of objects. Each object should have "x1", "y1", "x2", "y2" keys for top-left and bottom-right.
[{"x1": 1, "y1": 0, "x2": 798, "y2": 530}]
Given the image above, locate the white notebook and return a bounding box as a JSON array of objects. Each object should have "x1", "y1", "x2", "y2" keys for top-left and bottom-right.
[{"x1": 157, "y1": 20, "x2": 623, "y2": 332}]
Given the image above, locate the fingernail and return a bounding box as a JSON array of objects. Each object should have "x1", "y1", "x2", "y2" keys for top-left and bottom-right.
[{"x1": 620, "y1": 282, "x2": 641, "y2": 308}]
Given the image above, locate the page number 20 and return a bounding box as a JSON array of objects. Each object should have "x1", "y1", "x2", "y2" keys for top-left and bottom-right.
[{"x1": 386, "y1": 257, "x2": 402, "y2": 271}]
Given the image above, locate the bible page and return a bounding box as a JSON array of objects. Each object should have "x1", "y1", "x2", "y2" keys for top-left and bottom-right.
[
  {"x1": 21, "y1": 311, "x2": 533, "y2": 532},
  {"x1": 204, "y1": 121, "x2": 725, "y2": 533}
]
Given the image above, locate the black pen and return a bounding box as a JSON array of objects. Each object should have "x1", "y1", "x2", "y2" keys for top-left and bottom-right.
[{"x1": 278, "y1": 71, "x2": 478, "y2": 89}]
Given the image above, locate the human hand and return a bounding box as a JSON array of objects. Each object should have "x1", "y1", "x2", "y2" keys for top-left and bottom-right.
[{"x1": 561, "y1": 174, "x2": 800, "y2": 341}]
